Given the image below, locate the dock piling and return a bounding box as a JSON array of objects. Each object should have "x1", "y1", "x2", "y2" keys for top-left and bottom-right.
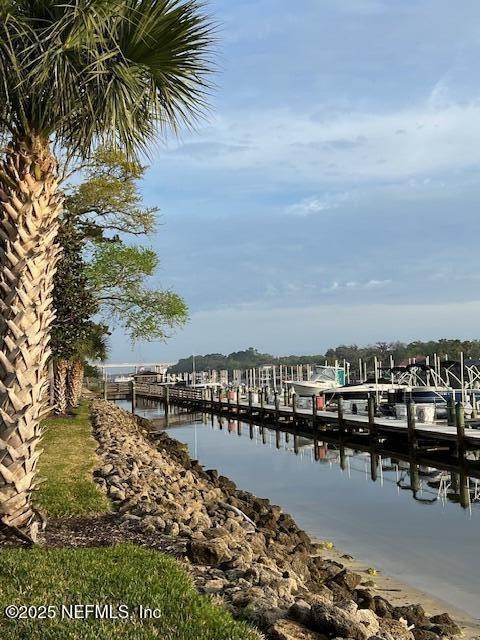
[
  {"x1": 368, "y1": 396, "x2": 376, "y2": 439},
  {"x1": 455, "y1": 402, "x2": 465, "y2": 458},
  {"x1": 130, "y1": 380, "x2": 136, "y2": 414}
]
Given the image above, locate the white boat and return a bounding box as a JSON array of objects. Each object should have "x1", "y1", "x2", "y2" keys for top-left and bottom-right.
[
  {"x1": 113, "y1": 375, "x2": 134, "y2": 383},
  {"x1": 288, "y1": 365, "x2": 345, "y2": 396}
]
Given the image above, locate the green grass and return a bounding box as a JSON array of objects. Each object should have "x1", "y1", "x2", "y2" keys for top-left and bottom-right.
[
  {"x1": 0, "y1": 544, "x2": 261, "y2": 640},
  {"x1": 27, "y1": 403, "x2": 261, "y2": 639},
  {"x1": 35, "y1": 402, "x2": 110, "y2": 517}
]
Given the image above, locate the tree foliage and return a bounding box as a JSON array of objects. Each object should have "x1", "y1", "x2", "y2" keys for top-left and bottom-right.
[
  {"x1": 168, "y1": 340, "x2": 480, "y2": 373},
  {"x1": 65, "y1": 147, "x2": 158, "y2": 240},
  {"x1": 51, "y1": 217, "x2": 99, "y2": 361},
  {"x1": 0, "y1": 0, "x2": 214, "y2": 158},
  {"x1": 86, "y1": 242, "x2": 188, "y2": 342}
]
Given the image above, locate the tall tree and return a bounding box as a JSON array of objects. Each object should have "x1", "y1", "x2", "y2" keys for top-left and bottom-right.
[
  {"x1": 50, "y1": 216, "x2": 100, "y2": 414},
  {"x1": 67, "y1": 323, "x2": 109, "y2": 410},
  {"x1": 0, "y1": 1, "x2": 213, "y2": 542},
  {"x1": 86, "y1": 242, "x2": 188, "y2": 342}
]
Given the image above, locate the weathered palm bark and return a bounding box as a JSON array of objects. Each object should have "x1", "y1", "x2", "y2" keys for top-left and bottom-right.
[
  {"x1": 0, "y1": 137, "x2": 62, "y2": 543},
  {"x1": 54, "y1": 359, "x2": 69, "y2": 415},
  {"x1": 67, "y1": 360, "x2": 84, "y2": 409}
]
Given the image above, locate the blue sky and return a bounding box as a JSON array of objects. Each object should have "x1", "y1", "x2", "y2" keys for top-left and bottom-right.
[{"x1": 110, "y1": 0, "x2": 480, "y2": 364}]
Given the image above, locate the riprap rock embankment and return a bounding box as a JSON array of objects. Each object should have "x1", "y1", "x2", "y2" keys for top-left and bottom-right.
[{"x1": 91, "y1": 401, "x2": 462, "y2": 640}]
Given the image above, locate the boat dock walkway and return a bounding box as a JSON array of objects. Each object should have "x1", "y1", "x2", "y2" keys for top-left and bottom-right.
[{"x1": 106, "y1": 382, "x2": 480, "y2": 449}]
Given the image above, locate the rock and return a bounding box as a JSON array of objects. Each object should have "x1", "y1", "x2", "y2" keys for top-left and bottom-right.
[
  {"x1": 429, "y1": 613, "x2": 461, "y2": 636},
  {"x1": 268, "y1": 619, "x2": 328, "y2": 640},
  {"x1": 355, "y1": 589, "x2": 375, "y2": 610},
  {"x1": 336, "y1": 599, "x2": 358, "y2": 615},
  {"x1": 412, "y1": 630, "x2": 440, "y2": 640},
  {"x1": 203, "y1": 526, "x2": 230, "y2": 540},
  {"x1": 329, "y1": 569, "x2": 363, "y2": 591},
  {"x1": 166, "y1": 522, "x2": 180, "y2": 537},
  {"x1": 356, "y1": 609, "x2": 380, "y2": 635},
  {"x1": 306, "y1": 587, "x2": 334, "y2": 605},
  {"x1": 373, "y1": 596, "x2": 393, "y2": 618},
  {"x1": 108, "y1": 486, "x2": 126, "y2": 501},
  {"x1": 378, "y1": 618, "x2": 415, "y2": 640},
  {"x1": 289, "y1": 600, "x2": 312, "y2": 626},
  {"x1": 431, "y1": 624, "x2": 461, "y2": 638},
  {"x1": 244, "y1": 606, "x2": 287, "y2": 630},
  {"x1": 203, "y1": 578, "x2": 226, "y2": 594},
  {"x1": 188, "y1": 538, "x2": 233, "y2": 566},
  {"x1": 231, "y1": 586, "x2": 266, "y2": 608},
  {"x1": 309, "y1": 602, "x2": 369, "y2": 640},
  {"x1": 218, "y1": 475, "x2": 237, "y2": 494},
  {"x1": 393, "y1": 605, "x2": 429, "y2": 628}
]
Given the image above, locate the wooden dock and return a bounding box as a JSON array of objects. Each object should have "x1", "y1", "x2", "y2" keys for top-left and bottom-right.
[
  {"x1": 105, "y1": 382, "x2": 480, "y2": 504},
  {"x1": 106, "y1": 382, "x2": 480, "y2": 449}
]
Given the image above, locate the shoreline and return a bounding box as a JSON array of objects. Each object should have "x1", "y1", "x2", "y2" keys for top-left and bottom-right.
[
  {"x1": 95, "y1": 402, "x2": 472, "y2": 639},
  {"x1": 315, "y1": 541, "x2": 480, "y2": 639}
]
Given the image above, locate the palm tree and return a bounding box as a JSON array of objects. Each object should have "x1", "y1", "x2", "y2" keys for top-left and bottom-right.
[
  {"x1": 67, "y1": 324, "x2": 109, "y2": 410},
  {"x1": 0, "y1": 0, "x2": 213, "y2": 542}
]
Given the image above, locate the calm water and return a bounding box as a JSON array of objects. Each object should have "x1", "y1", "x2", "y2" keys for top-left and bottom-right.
[{"x1": 117, "y1": 400, "x2": 480, "y2": 618}]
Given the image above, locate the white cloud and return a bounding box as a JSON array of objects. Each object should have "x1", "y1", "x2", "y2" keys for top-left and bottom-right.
[
  {"x1": 322, "y1": 279, "x2": 391, "y2": 293},
  {"x1": 161, "y1": 98, "x2": 480, "y2": 187},
  {"x1": 365, "y1": 279, "x2": 392, "y2": 288},
  {"x1": 286, "y1": 197, "x2": 334, "y2": 216}
]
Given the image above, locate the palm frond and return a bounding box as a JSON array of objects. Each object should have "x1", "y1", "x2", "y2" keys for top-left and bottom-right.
[{"x1": 0, "y1": 0, "x2": 216, "y2": 159}]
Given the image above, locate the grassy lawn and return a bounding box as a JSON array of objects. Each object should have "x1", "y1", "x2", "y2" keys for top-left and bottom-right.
[
  {"x1": 0, "y1": 544, "x2": 261, "y2": 640},
  {"x1": 19, "y1": 402, "x2": 261, "y2": 639},
  {"x1": 34, "y1": 402, "x2": 110, "y2": 517}
]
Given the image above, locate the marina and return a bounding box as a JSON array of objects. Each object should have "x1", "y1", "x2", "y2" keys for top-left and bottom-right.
[{"x1": 114, "y1": 397, "x2": 480, "y2": 622}]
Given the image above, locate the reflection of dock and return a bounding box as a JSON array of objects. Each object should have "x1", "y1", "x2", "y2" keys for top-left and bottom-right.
[
  {"x1": 108, "y1": 383, "x2": 480, "y2": 508},
  {"x1": 212, "y1": 416, "x2": 480, "y2": 511},
  {"x1": 147, "y1": 412, "x2": 203, "y2": 431}
]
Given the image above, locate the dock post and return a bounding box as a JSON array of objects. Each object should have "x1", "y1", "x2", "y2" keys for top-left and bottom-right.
[
  {"x1": 312, "y1": 395, "x2": 317, "y2": 430},
  {"x1": 227, "y1": 388, "x2": 231, "y2": 411},
  {"x1": 339, "y1": 443, "x2": 346, "y2": 471},
  {"x1": 471, "y1": 394, "x2": 478, "y2": 420},
  {"x1": 165, "y1": 386, "x2": 169, "y2": 417},
  {"x1": 292, "y1": 393, "x2": 297, "y2": 417},
  {"x1": 248, "y1": 389, "x2": 253, "y2": 412},
  {"x1": 337, "y1": 396, "x2": 344, "y2": 431},
  {"x1": 459, "y1": 468, "x2": 470, "y2": 509},
  {"x1": 294, "y1": 433, "x2": 299, "y2": 455},
  {"x1": 455, "y1": 402, "x2": 465, "y2": 457},
  {"x1": 274, "y1": 391, "x2": 280, "y2": 420},
  {"x1": 407, "y1": 400, "x2": 416, "y2": 450},
  {"x1": 236, "y1": 387, "x2": 241, "y2": 413},
  {"x1": 447, "y1": 396, "x2": 455, "y2": 426},
  {"x1": 407, "y1": 400, "x2": 420, "y2": 493},
  {"x1": 370, "y1": 451, "x2": 378, "y2": 482},
  {"x1": 130, "y1": 380, "x2": 136, "y2": 414},
  {"x1": 368, "y1": 396, "x2": 376, "y2": 439},
  {"x1": 260, "y1": 388, "x2": 264, "y2": 413}
]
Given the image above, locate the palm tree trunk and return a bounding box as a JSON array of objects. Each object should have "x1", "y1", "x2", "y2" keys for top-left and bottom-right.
[
  {"x1": 67, "y1": 360, "x2": 84, "y2": 410},
  {"x1": 54, "y1": 360, "x2": 69, "y2": 415},
  {"x1": 0, "y1": 136, "x2": 62, "y2": 543}
]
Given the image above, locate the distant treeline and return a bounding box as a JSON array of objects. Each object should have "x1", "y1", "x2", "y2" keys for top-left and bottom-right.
[{"x1": 168, "y1": 340, "x2": 480, "y2": 373}]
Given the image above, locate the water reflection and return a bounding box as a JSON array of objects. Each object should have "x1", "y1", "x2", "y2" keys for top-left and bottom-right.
[
  {"x1": 115, "y1": 398, "x2": 480, "y2": 616},
  {"x1": 119, "y1": 398, "x2": 480, "y2": 513},
  {"x1": 209, "y1": 413, "x2": 480, "y2": 513}
]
